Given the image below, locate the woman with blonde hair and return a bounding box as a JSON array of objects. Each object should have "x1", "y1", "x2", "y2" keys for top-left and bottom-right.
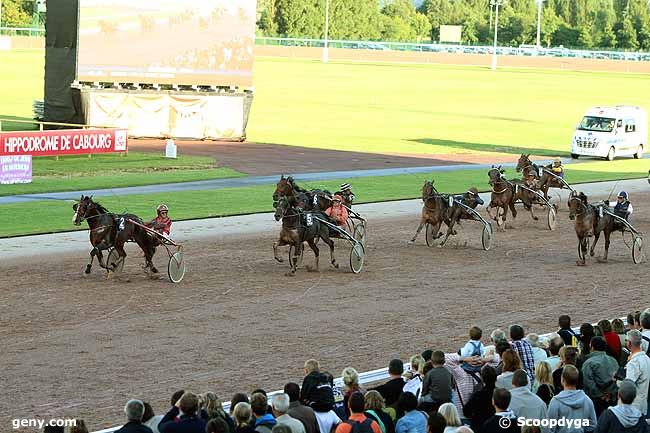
[
  {"x1": 437, "y1": 403, "x2": 462, "y2": 433},
  {"x1": 342, "y1": 367, "x2": 365, "y2": 417},
  {"x1": 533, "y1": 361, "x2": 554, "y2": 405},
  {"x1": 201, "y1": 392, "x2": 235, "y2": 433},
  {"x1": 364, "y1": 390, "x2": 395, "y2": 433},
  {"x1": 495, "y1": 350, "x2": 522, "y2": 390},
  {"x1": 403, "y1": 355, "x2": 425, "y2": 398},
  {"x1": 232, "y1": 402, "x2": 255, "y2": 433}
]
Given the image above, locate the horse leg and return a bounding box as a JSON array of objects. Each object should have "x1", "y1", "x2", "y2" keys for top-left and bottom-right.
[
  {"x1": 410, "y1": 220, "x2": 425, "y2": 243},
  {"x1": 509, "y1": 199, "x2": 517, "y2": 220},
  {"x1": 86, "y1": 248, "x2": 97, "y2": 274},
  {"x1": 602, "y1": 231, "x2": 611, "y2": 262},
  {"x1": 305, "y1": 239, "x2": 320, "y2": 273},
  {"x1": 590, "y1": 232, "x2": 600, "y2": 257},
  {"x1": 273, "y1": 239, "x2": 288, "y2": 263},
  {"x1": 440, "y1": 219, "x2": 456, "y2": 247},
  {"x1": 577, "y1": 238, "x2": 587, "y2": 266},
  {"x1": 319, "y1": 229, "x2": 338, "y2": 269}
]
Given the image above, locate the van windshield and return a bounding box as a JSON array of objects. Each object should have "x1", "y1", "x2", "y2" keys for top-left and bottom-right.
[{"x1": 578, "y1": 116, "x2": 616, "y2": 132}]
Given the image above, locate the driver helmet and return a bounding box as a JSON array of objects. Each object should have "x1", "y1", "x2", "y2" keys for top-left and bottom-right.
[
  {"x1": 340, "y1": 183, "x2": 352, "y2": 192},
  {"x1": 553, "y1": 157, "x2": 562, "y2": 165},
  {"x1": 617, "y1": 191, "x2": 628, "y2": 200},
  {"x1": 157, "y1": 203, "x2": 169, "y2": 214}
]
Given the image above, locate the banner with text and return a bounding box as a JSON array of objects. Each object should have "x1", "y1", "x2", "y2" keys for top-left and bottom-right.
[
  {"x1": 0, "y1": 156, "x2": 32, "y2": 184},
  {"x1": 0, "y1": 129, "x2": 128, "y2": 157}
]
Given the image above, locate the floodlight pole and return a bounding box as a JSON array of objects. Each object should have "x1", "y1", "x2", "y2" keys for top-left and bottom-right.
[
  {"x1": 322, "y1": 0, "x2": 329, "y2": 63},
  {"x1": 491, "y1": 0, "x2": 504, "y2": 70},
  {"x1": 536, "y1": 0, "x2": 544, "y2": 49}
]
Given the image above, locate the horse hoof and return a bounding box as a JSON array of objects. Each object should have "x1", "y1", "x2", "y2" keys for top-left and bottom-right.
[
  {"x1": 151, "y1": 267, "x2": 159, "y2": 274},
  {"x1": 285, "y1": 271, "x2": 296, "y2": 277},
  {"x1": 576, "y1": 260, "x2": 586, "y2": 266},
  {"x1": 408, "y1": 239, "x2": 415, "y2": 245},
  {"x1": 589, "y1": 251, "x2": 595, "y2": 257},
  {"x1": 332, "y1": 262, "x2": 339, "y2": 269},
  {"x1": 533, "y1": 217, "x2": 539, "y2": 221},
  {"x1": 84, "y1": 267, "x2": 91, "y2": 275},
  {"x1": 275, "y1": 257, "x2": 284, "y2": 263}
]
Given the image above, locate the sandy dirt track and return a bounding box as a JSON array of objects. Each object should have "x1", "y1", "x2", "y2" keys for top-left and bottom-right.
[{"x1": 1, "y1": 190, "x2": 649, "y2": 432}]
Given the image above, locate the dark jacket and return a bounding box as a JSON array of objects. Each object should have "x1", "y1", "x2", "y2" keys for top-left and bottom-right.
[
  {"x1": 582, "y1": 351, "x2": 619, "y2": 400},
  {"x1": 159, "y1": 407, "x2": 207, "y2": 433},
  {"x1": 235, "y1": 426, "x2": 258, "y2": 433},
  {"x1": 463, "y1": 385, "x2": 496, "y2": 433},
  {"x1": 301, "y1": 371, "x2": 335, "y2": 411},
  {"x1": 535, "y1": 383, "x2": 555, "y2": 406},
  {"x1": 553, "y1": 367, "x2": 584, "y2": 393},
  {"x1": 115, "y1": 422, "x2": 154, "y2": 433},
  {"x1": 595, "y1": 405, "x2": 649, "y2": 433},
  {"x1": 200, "y1": 409, "x2": 235, "y2": 433},
  {"x1": 371, "y1": 378, "x2": 405, "y2": 407},
  {"x1": 288, "y1": 401, "x2": 321, "y2": 433},
  {"x1": 558, "y1": 328, "x2": 578, "y2": 347},
  {"x1": 364, "y1": 409, "x2": 395, "y2": 433},
  {"x1": 481, "y1": 412, "x2": 521, "y2": 433}
]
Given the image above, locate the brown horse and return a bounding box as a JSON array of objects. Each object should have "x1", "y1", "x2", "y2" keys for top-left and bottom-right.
[
  {"x1": 567, "y1": 191, "x2": 616, "y2": 265},
  {"x1": 272, "y1": 196, "x2": 338, "y2": 275},
  {"x1": 72, "y1": 196, "x2": 158, "y2": 276},
  {"x1": 515, "y1": 153, "x2": 541, "y2": 184},
  {"x1": 439, "y1": 187, "x2": 485, "y2": 246},
  {"x1": 410, "y1": 180, "x2": 451, "y2": 243},
  {"x1": 273, "y1": 175, "x2": 332, "y2": 212},
  {"x1": 517, "y1": 153, "x2": 566, "y2": 199},
  {"x1": 487, "y1": 166, "x2": 541, "y2": 229}
]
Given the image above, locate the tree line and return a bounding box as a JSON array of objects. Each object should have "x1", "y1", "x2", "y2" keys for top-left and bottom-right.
[{"x1": 257, "y1": 0, "x2": 650, "y2": 50}]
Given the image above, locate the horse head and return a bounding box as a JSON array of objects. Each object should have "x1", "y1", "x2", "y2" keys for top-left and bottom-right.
[
  {"x1": 487, "y1": 167, "x2": 504, "y2": 186},
  {"x1": 463, "y1": 187, "x2": 484, "y2": 208},
  {"x1": 274, "y1": 196, "x2": 291, "y2": 222},
  {"x1": 422, "y1": 179, "x2": 436, "y2": 201},
  {"x1": 72, "y1": 195, "x2": 93, "y2": 226},
  {"x1": 273, "y1": 175, "x2": 294, "y2": 204},
  {"x1": 567, "y1": 190, "x2": 588, "y2": 220},
  {"x1": 516, "y1": 154, "x2": 531, "y2": 173}
]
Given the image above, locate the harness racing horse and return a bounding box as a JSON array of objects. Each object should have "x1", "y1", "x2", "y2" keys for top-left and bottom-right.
[
  {"x1": 516, "y1": 153, "x2": 541, "y2": 184},
  {"x1": 273, "y1": 175, "x2": 332, "y2": 212},
  {"x1": 439, "y1": 187, "x2": 485, "y2": 246},
  {"x1": 273, "y1": 196, "x2": 338, "y2": 275},
  {"x1": 410, "y1": 180, "x2": 451, "y2": 243},
  {"x1": 72, "y1": 195, "x2": 158, "y2": 276},
  {"x1": 567, "y1": 191, "x2": 616, "y2": 265},
  {"x1": 487, "y1": 166, "x2": 540, "y2": 230},
  {"x1": 517, "y1": 153, "x2": 565, "y2": 200}
]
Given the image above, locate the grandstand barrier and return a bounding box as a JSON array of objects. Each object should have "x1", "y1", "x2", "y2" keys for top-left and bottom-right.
[{"x1": 91, "y1": 318, "x2": 626, "y2": 433}]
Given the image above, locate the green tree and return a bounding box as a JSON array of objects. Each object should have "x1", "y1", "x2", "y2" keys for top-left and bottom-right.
[
  {"x1": 274, "y1": 0, "x2": 321, "y2": 38},
  {"x1": 1, "y1": 0, "x2": 32, "y2": 27},
  {"x1": 411, "y1": 12, "x2": 432, "y2": 42},
  {"x1": 617, "y1": 17, "x2": 639, "y2": 49},
  {"x1": 600, "y1": 24, "x2": 618, "y2": 47},
  {"x1": 577, "y1": 26, "x2": 594, "y2": 48}
]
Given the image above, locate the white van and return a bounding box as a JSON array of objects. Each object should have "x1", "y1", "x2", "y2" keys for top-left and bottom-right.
[{"x1": 570, "y1": 106, "x2": 647, "y2": 160}]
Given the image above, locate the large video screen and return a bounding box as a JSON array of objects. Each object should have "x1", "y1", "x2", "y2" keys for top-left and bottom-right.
[{"x1": 77, "y1": 0, "x2": 255, "y2": 87}]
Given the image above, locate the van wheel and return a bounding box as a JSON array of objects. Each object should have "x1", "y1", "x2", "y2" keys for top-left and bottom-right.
[
  {"x1": 606, "y1": 147, "x2": 615, "y2": 161},
  {"x1": 634, "y1": 145, "x2": 644, "y2": 159},
  {"x1": 570, "y1": 153, "x2": 579, "y2": 159}
]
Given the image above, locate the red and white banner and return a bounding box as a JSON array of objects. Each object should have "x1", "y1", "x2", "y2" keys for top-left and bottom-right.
[{"x1": 0, "y1": 128, "x2": 128, "y2": 157}]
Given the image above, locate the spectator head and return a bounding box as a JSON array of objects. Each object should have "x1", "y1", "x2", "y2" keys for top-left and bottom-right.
[
  {"x1": 251, "y1": 389, "x2": 267, "y2": 397},
  {"x1": 397, "y1": 391, "x2": 418, "y2": 413},
  {"x1": 388, "y1": 359, "x2": 404, "y2": 376},
  {"x1": 590, "y1": 336, "x2": 607, "y2": 353},
  {"x1": 548, "y1": 337, "x2": 564, "y2": 356},
  {"x1": 322, "y1": 371, "x2": 335, "y2": 385},
  {"x1": 469, "y1": 326, "x2": 482, "y2": 340},
  {"x1": 70, "y1": 420, "x2": 88, "y2": 433},
  {"x1": 272, "y1": 426, "x2": 292, "y2": 433},
  {"x1": 421, "y1": 349, "x2": 433, "y2": 362},
  {"x1": 501, "y1": 349, "x2": 522, "y2": 373},
  {"x1": 233, "y1": 402, "x2": 252, "y2": 427},
  {"x1": 171, "y1": 390, "x2": 185, "y2": 407},
  {"x1": 559, "y1": 346, "x2": 579, "y2": 365},
  {"x1": 579, "y1": 323, "x2": 594, "y2": 348},
  {"x1": 283, "y1": 383, "x2": 300, "y2": 402},
  {"x1": 230, "y1": 393, "x2": 249, "y2": 415},
  {"x1": 142, "y1": 402, "x2": 155, "y2": 423},
  {"x1": 271, "y1": 393, "x2": 290, "y2": 416},
  {"x1": 561, "y1": 365, "x2": 580, "y2": 389},
  {"x1": 179, "y1": 393, "x2": 199, "y2": 416},
  {"x1": 618, "y1": 379, "x2": 638, "y2": 405},
  {"x1": 627, "y1": 329, "x2": 643, "y2": 350},
  {"x1": 364, "y1": 390, "x2": 386, "y2": 411},
  {"x1": 431, "y1": 350, "x2": 445, "y2": 366},
  {"x1": 511, "y1": 369, "x2": 529, "y2": 388},
  {"x1": 348, "y1": 391, "x2": 365, "y2": 414},
  {"x1": 427, "y1": 412, "x2": 447, "y2": 433},
  {"x1": 409, "y1": 354, "x2": 425, "y2": 375},
  {"x1": 342, "y1": 367, "x2": 360, "y2": 390},
  {"x1": 490, "y1": 328, "x2": 507, "y2": 344},
  {"x1": 207, "y1": 417, "x2": 230, "y2": 433},
  {"x1": 422, "y1": 360, "x2": 434, "y2": 376},
  {"x1": 598, "y1": 319, "x2": 612, "y2": 333},
  {"x1": 612, "y1": 318, "x2": 625, "y2": 335},
  {"x1": 535, "y1": 361, "x2": 552, "y2": 385},
  {"x1": 203, "y1": 392, "x2": 225, "y2": 419},
  {"x1": 480, "y1": 365, "x2": 497, "y2": 388},
  {"x1": 495, "y1": 340, "x2": 511, "y2": 356},
  {"x1": 509, "y1": 324, "x2": 525, "y2": 341},
  {"x1": 526, "y1": 333, "x2": 541, "y2": 348},
  {"x1": 492, "y1": 388, "x2": 511, "y2": 412},
  {"x1": 627, "y1": 313, "x2": 636, "y2": 329},
  {"x1": 250, "y1": 392, "x2": 268, "y2": 417},
  {"x1": 558, "y1": 315, "x2": 571, "y2": 329},
  {"x1": 437, "y1": 403, "x2": 461, "y2": 428},
  {"x1": 641, "y1": 309, "x2": 650, "y2": 330},
  {"x1": 304, "y1": 359, "x2": 320, "y2": 374},
  {"x1": 124, "y1": 399, "x2": 145, "y2": 422}
]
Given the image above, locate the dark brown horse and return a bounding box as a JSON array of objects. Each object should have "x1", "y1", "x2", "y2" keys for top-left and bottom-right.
[
  {"x1": 515, "y1": 153, "x2": 541, "y2": 184},
  {"x1": 272, "y1": 196, "x2": 338, "y2": 275},
  {"x1": 517, "y1": 153, "x2": 565, "y2": 199},
  {"x1": 487, "y1": 166, "x2": 541, "y2": 229},
  {"x1": 72, "y1": 196, "x2": 158, "y2": 276},
  {"x1": 273, "y1": 175, "x2": 332, "y2": 212},
  {"x1": 439, "y1": 187, "x2": 484, "y2": 246},
  {"x1": 410, "y1": 180, "x2": 451, "y2": 243},
  {"x1": 567, "y1": 191, "x2": 616, "y2": 265}
]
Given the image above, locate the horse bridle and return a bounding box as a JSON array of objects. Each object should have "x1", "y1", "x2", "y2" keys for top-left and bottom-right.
[
  {"x1": 489, "y1": 171, "x2": 512, "y2": 194},
  {"x1": 568, "y1": 195, "x2": 588, "y2": 217}
]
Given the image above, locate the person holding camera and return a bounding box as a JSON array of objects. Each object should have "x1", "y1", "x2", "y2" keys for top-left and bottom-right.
[{"x1": 619, "y1": 330, "x2": 650, "y2": 415}]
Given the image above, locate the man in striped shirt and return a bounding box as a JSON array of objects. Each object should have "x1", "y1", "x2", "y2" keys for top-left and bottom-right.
[{"x1": 509, "y1": 325, "x2": 536, "y2": 387}]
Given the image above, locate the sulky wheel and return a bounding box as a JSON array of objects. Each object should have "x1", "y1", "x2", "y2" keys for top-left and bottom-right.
[
  {"x1": 288, "y1": 244, "x2": 304, "y2": 269},
  {"x1": 168, "y1": 251, "x2": 186, "y2": 283},
  {"x1": 481, "y1": 224, "x2": 493, "y2": 251},
  {"x1": 547, "y1": 207, "x2": 557, "y2": 231},
  {"x1": 353, "y1": 222, "x2": 367, "y2": 249},
  {"x1": 350, "y1": 242, "x2": 365, "y2": 274},
  {"x1": 632, "y1": 236, "x2": 644, "y2": 264}
]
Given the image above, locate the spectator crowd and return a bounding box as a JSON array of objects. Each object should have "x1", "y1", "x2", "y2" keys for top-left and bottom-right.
[{"x1": 43, "y1": 309, "x2": 650, "y2": 433}]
